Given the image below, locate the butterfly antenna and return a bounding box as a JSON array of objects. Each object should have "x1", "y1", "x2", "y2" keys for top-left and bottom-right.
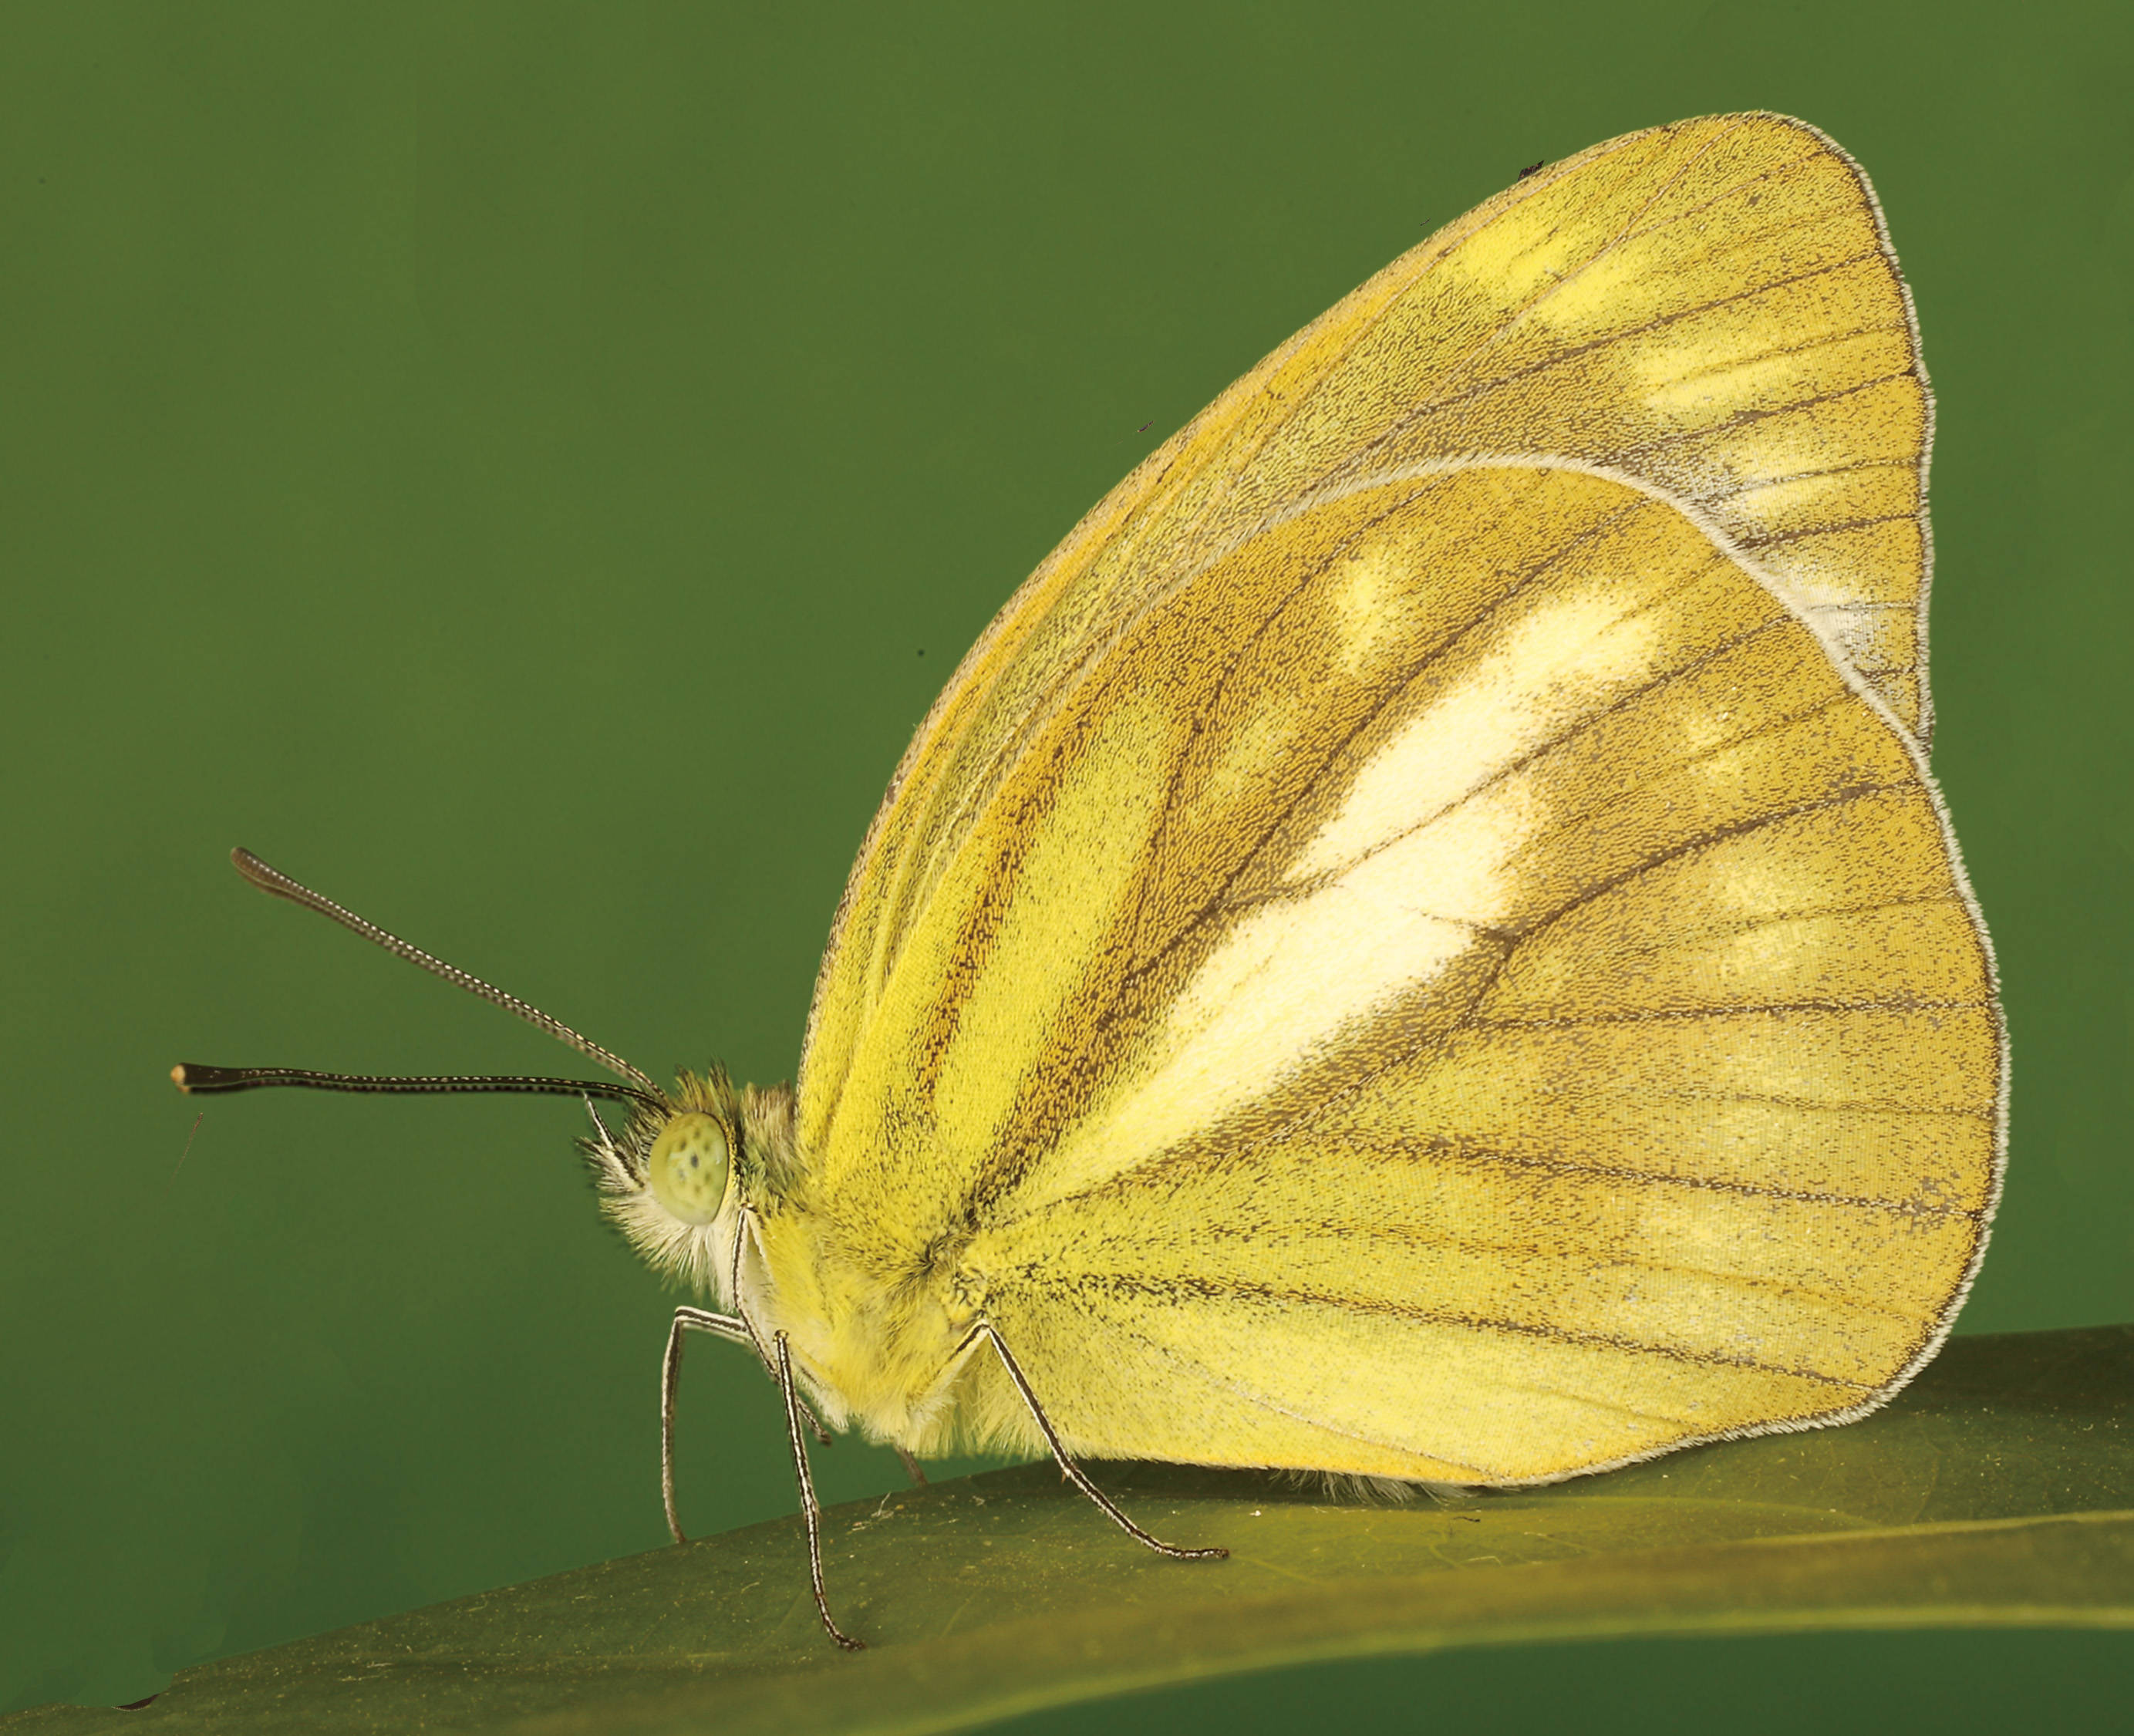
[
  {"x1": 170, "y1": 1063, "x2": 662, "y2": 1110},
  {"x1": 188, "y1": 848, "x2": 666, "y2": 1103}
]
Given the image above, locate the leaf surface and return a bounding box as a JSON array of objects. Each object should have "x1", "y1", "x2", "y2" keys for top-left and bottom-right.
[{"x1": 11, "y1": 1327, "x2": 2131, "y2": 1736}]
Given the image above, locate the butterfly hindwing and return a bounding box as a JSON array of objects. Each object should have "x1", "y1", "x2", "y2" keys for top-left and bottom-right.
[{"x1": 787, "y1": 461, "x2": 1994, "y2": 1478}]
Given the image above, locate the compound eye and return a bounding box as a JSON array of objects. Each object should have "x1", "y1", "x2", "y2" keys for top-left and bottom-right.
[{"x1": 645, "y1": 1112, "x2": 731, "y2": 1225}]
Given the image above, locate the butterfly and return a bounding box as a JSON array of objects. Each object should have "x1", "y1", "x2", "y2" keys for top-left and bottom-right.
[{"x1": 177, "y1": 112, "x2": 2004, "y2": 1650}]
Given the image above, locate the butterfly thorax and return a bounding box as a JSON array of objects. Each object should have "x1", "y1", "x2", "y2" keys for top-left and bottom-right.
[{"x1": 745, "y1": 1192, "x2": 998, "y2": 1455}]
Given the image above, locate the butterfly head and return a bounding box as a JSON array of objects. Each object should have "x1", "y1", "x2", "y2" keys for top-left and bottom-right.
[{"x1": 582, "y1": 1065, "x2": 800, "y2": 1300}]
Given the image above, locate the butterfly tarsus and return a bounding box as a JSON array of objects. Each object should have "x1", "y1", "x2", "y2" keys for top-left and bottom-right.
[
  {"x1": 979, "y1": 1323, "x2": 1227, "y2": 1563},
  {"x1": 777, "y1": 1332, "x2": 866, "y2": 1650}
]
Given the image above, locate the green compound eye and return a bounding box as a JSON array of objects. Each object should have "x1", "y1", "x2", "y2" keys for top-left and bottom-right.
[{"x1": 646, "y1": 1112, "x2": 731, "y2": 1225}]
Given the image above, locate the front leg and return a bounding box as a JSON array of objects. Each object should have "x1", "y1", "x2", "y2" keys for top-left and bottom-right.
[{"x1": 661, "y1": 1306, "x2": 753, "y2": 1544}]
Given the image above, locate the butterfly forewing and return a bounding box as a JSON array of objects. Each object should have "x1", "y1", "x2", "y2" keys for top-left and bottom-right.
[
  {"x1": 1310, "y1": 122, "x2": 1932, "y2": 729},
  {"x1": 800, "y1": 116, "x2": 1934, "y2": 1144}
]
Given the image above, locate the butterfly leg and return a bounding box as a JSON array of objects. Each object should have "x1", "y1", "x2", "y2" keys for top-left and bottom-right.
[
  {"x1": 662, "y1": 1219, "x2": 837, "y2": 1545},
  {"x1": 979, "y1": 1323, "x2": 1226, "y2": 1562},
  {"x1": 775, "y1": 1331, "x2": 866, "y2": 1650},
  {"x1": 662, "y1": 1306, "x2": 753, "y2": 1544},
  {"x1": 730, "y1": 1209, "x2": 833, "y2": 1447}
]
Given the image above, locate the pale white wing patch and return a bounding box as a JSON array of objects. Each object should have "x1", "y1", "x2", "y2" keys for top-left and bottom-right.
[{"x1": 1010, "y1": 538, "x2": 1687, "y2": 1215}]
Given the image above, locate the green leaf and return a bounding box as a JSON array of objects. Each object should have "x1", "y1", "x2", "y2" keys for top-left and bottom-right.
[{"x1": 11, "y1": 1327, "x2": 2132, "y2": 1736}]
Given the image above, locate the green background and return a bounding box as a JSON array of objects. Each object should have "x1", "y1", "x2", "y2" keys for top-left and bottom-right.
[{"x1": 2, "y1": 1, "x2": 2126, "y2": 1726}]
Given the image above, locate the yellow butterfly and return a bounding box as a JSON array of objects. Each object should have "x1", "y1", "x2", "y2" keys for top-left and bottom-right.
[{"x1": 177, "y1": 112, "x2": 2004, "y2": 1650}]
